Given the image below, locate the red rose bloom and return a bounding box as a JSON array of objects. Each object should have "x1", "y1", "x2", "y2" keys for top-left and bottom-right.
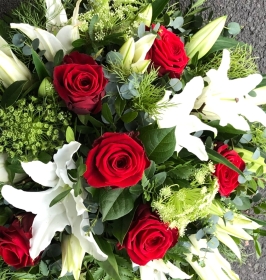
[
  {"x1": 0, "y1": 213, "x2": 39, "y2": 269},
  {"x1": 118, "y1": 204, "x2": 178, "y2": 266},
  {"x1": 53, "y1": 52, "x2": 108, "y2": 115},
  {"x1": 146, "y1": 25, "x2": 189, "y2": 78},
  {"x1": 84, "y1": 132, "x2": 150, "y2": 188},
  {"x1": 214, "y1": 144, "x2": 245, "y2": 196}
]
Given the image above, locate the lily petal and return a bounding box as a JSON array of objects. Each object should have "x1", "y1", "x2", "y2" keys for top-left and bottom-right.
[
  {"x1": 45, "y1": 0, "x2": 68, "y2": 32},
  {"x1": 54, "y1": 141, "x2": 81, "y2": 186},
  {"x1": 56, "y1": 25, "x2": 79, "y2": 53},
  {"x1": 21, "y1": 161, "x2": 57, "y2": 187}
]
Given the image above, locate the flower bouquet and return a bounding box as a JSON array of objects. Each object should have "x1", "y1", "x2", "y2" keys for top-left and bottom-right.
[{"x1": 0, "y1": 0, "x2": 265, "y2": 279}]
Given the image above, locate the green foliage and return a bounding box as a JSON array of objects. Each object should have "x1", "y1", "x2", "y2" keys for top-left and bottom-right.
[
  {"x1": 196, "y1": 44, "x2": 258, "y2": 79},
  {"x1": 250, "y1": 123, "x2": 266, "y2": 152}
]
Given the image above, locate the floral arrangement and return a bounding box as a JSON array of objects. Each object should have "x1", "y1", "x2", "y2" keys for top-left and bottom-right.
[{"x1": 0, "y1": 0, "x2": 265, "y2": 279}]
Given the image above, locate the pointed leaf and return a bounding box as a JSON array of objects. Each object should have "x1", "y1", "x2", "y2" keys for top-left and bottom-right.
[
  {"x1": 100, "y1": 189, "x2": 135, "y2": 221},
  {"x1": 49, "y1": 188, "x2": 71, "y2": 207},
  {"x1": 32, "y1": 49, "x2": 50, "y2": 80},
  {"x1": 138, "y1": 127, "x2": 176, "y2": 164},
  {"x1": 206, "y1": 147, "x2": 244, "y2": 176},
  {"x1": 151, "y1": 0, "x2": 170, "y2": 22},
  {"x1": 1, "y1": 80, "x2": 27, "y2": 107}
]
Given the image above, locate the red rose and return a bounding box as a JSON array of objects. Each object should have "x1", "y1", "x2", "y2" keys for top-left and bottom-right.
[
  {"x1": 118, "y1": 204, "x2": 178, "y2": 265},
  {"x1": 0, "y1": 213, "x2": 39, "y2": 269},
  {"x1": 146, "y1": 25, "x2": 189, "y2": 78},
  {"x1": 214, "y1": 144, "x2": 245, "y2": 196},
  {"x1": 84, "y1": 132, "x2": 150, "y2": 188},
  {"x1": 53, "y1": 52, "x2": 108, "y2": 115}
]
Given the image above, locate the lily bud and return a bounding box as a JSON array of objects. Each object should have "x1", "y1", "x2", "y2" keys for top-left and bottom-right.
[
  {"x1": 119, "y1": 37, "x2": 135, "y2": 70},
  {"x1": 133, "y1": 33, "x2": 156, "y2": 63},
  {"x1": 131, "y1": 59, "x2": 151, "y2": 74},
  {"x1": 186, "y1": 16, "x2": 227, "y2": 61},
  {"x1": 234, "y1": 147, "x2": 266, "y2": 173},
  {"x1": 135, "y1": 4, "x2": 153, "y2": 27},
  {"x1": 0, "y1": 36, "x2": 32, "y2": 88},
  {"x1": 60, "y1": 234, "x2": 85, "y2": 280}
]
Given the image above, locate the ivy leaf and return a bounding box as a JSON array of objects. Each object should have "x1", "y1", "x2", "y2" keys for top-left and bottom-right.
[{"x1": 139, "y1": 127, "x2": 176, "y2": 164}]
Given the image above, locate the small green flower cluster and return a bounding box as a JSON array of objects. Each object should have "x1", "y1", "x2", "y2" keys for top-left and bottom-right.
[
  {"x1": 79, "y1": 0, "x2": 148, "y2": 40},
  {"x1": 152, "y1": 178, "x2": 218, "y2": 236},
  {"x1": 0, "y1": 97, "x2": 72, "y2": 161}
]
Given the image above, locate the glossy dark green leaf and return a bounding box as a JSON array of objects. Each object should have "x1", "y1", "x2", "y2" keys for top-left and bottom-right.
[
  {"x1": 54, "y1": 49, "x2": 64, "y2": 66},
  {"x1": 207, "y1": 36, "x2": 244, "y2": 55},
  {"x1": 206, "y1": 147, "x2": 244, "y2": 176},
  {"x1": 1, "y1": 80, "x2": 27, "y2": 107},
  {"x1": 120, "y1": 111, "x2": 138, "y2": 123},
  {"x1": 32, "y1": 49, "x2": 50, "y2": 80},
  {"x1": 102, "y1": 103, "x2": 113, "y2": 124},
  {"x1": 139, "y1": 127, "x2": 176, "y2": 164},
  {"x1": 151, "y1": 0, "x2": 170, "y2": 22}
]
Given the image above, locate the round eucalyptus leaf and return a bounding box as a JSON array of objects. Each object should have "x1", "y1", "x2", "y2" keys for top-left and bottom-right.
[
  {"x1": 12, "y1": 33, "x2": 25, "y2": 47},
  {"x1": 228, "y1": 22, "x2": 241, "y2": 35},
  {"x1": 22, "y1": 45, "x2": 32, "y2": 56}
]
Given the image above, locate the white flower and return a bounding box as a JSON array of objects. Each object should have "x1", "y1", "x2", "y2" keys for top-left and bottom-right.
[
  {"x1": 11, "y1": 0, "x2": 82, "y2": 61},
  {"x1": 1, "y1": 142, "x2": 107, "y2": 262},
  {"x1": 134, "y1": 259, "x2": 192, "y2": 280},
  {"x1": 157, "y1": 77, "x2": 217, "y2": 161},
  {"x1": 0, "y1": 36, "x2": 32, "y2": 87},
  {"x1": 45, "y1": 0, "x2": 68, "y2": 32},
  {"x1": 193, "y1": 49, "x2": 265, "y2": 131},
  {"x1": 209, "y1": 200, "x2": 261, "y2": 260},
  {"x1": 185, "y1": 234, "x2": 240, "y2": 280}
]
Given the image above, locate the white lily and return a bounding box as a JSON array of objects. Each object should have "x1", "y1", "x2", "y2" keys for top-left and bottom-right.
[
  {"x1": 1, "y1": 142, "x2": 107, "y2": 262},
  {"x1": 209, "y1": 200, "x2": 261, "y2": 259},
  {"x1": 119, "y1": 34, "x2": 156, "y2": 73},
  {"x1": 134, "y1": 259, "x2": 192, "y2": 280},
  {"x1": 193, "y1": 49, "x2": 265, "y2": 131},
  {"x1": 11, "y1": 0, "x2": 81, "y2": 61},
  {"x1": 45, "y1": 0, "x2": 68, "y2": 32},
  {"x1": 61, "y1": 234, "x2": 85, "y2": 280},
  {"x1": 0, "y1": 36, "x2": 31, "y2": 87},
  {"x1": 157, "y1": 76, "x2": 217, "y2": 161},
  {"x1": 185, "y1": 234, "x2": 240, "y2": 280}
]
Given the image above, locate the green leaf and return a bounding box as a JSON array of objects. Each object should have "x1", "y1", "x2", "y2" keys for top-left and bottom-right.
[
  {"x1": 86, "y1": 270, "x2": 95, "y2": 280},
  {"x1": 191, "y1": 0, "x2": 206, "y2": 9},
  {"x1": 228, "y1": 22, "x2": 241, "y2": 35},
  {"x1": 22, "y1": 45, "x2": 32, "y2": 56},
  {"x1": 87, "y1": 115, "x2": 105, "y2": 127},
  {"x1": 94, "y1": 236, "x2": 121, "y2": 280},
  {"x1": 78, "y1": 164, "x2": 86, "y2": 176},
  {"x1": 74, "y1": 178, "x2": 82, "y2": 197},
  {"x1": 31, "y1": 38, "x2": 39, "y2": 50},
  {"x1": 144, "y1": 161, "x2": 156, "y2": 179},
  {"x1": 207, "y1": 236, "x2": 219, "y2": 249},
  {"x1": 138, "y1": 127, "x2": 176, "y2": 164},
  {"x1": 39, "y1": 260, "x2": 49, "y2": 276},
  {"x1": 32, "y1": 49, "x2": 50, "y2": 80},
  {"x1": 54, "y1": 49, "x2": 64, "y2": 67},
  {"x1": 102, "y1": 103, "x2": 113, "y2": 124},
  {"x1": 206, "y1": 147, "x2": 244, "y2": 176},
  {"x1": 66, "y1": 126, "x2": 75, "y2": 143},
  {"x1": 151, "y1": 172, "x2": 167, "y2": 188},
  {"x1": 72, "y1": 38, "x2": 86, "y2": 48},
  {"x1": 151, "y1": 0, "x2": 170, "y2": 22},
  {"x1": 100, "y1": 188, "x2": 136, "y2": 221},
  {"x1": 112, "y1": 208, "x2": 136, "y2": 244},
  {"x1": 254, "y1": 237, "x2": 262, "y2": 258},
  {"x1": 206, "y1": 36, "x2": 244, "y2": 55},
  {"x1": 120, "y1": 111, "x2": 138, "y2": 123},
  {"x1": 49, "y1": 188, "x2": 71, "y2": 207},
  {"x1": 235, "y1": 196, "x2": 251, "y2": 210},
  {"x1": 208, "y1": 120, "x2": 246, "y2": 135},
  {"x1": 0, "y1": 207, "x2": 12, "y2": 226},
  {"x1": 1, "y1": 80, "x2": 27, "y2": 107},
  {"x1": 115, "y1": 96, "x2": 126, "y2": 117}
]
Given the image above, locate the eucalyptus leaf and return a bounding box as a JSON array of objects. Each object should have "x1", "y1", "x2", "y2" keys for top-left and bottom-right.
[
  {"x1": 31, "y1": 38, "x2": 40, "y2": 50},
  {"x1": 228, "y1": 22, "x2": 241, "y2": 35},
  {"x1": 12, "y1": 33, "x2": 25, "y2": 47},
  {"x1": 207, "y1": 236, "x2": 219, "y2": 249}
]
